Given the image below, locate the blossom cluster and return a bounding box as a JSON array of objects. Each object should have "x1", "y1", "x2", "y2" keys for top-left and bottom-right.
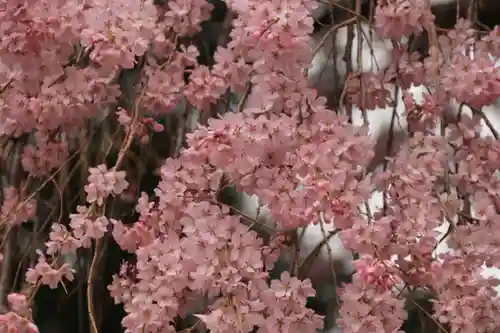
[
  {"x1": 0, "y1": 187, "x2": 36, "y2": 227},
  {"x1": 338, "y1": 256, "x2": 407, "y2": 333},
  {"x1": 0, "y1": 0, "x2": 499, "y2": 333},
  {"x1": 0, "y1": 293, "x2": 38, "y2": 333}
]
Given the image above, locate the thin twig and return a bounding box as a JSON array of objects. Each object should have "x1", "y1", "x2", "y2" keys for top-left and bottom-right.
[
  {"x1": 312, "y1": 18, "x2": 357, "y2": 58},
  {"x1": 87, "y1": 237, "x2": 101, "y2": 333}
]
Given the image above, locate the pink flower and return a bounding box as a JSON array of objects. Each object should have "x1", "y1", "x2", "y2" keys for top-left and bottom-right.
[{"x1": 85, "y1": 164, "x2": 129, "y2": 206}]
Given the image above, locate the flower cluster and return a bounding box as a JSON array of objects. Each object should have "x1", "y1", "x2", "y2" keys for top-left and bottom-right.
[
  {"x1": 0, "y1": 187, "x2": 36, "y2": 227},
  {"x1": 84, "y1": 164, "x2": 129, "y2": 206},
  {"x1": 0, "y1": 292, "x2": 38, "y2": 333},
  {"x1": 25, "y1": 164, "x2": 129, "y2": 292},
  {"x1": 338, "y1": 270, "x2": 407, "y2": 333},
  {"x1": 374, "y1": 0, "x2": 434, "y2": 40},
  {"x1": 21, "y1": 132, "x2": 69, "y2": 177},
  {"x1": 0, "y1": 312, "x2": 39, "y2": 333},
  {"x1": 0, "y1": 0, "x2": 499, "y2": 332}
]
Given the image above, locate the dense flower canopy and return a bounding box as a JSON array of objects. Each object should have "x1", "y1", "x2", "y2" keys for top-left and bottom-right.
[{"x1": 0, "y1": 0, "x2": 500, "y2": 333}]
